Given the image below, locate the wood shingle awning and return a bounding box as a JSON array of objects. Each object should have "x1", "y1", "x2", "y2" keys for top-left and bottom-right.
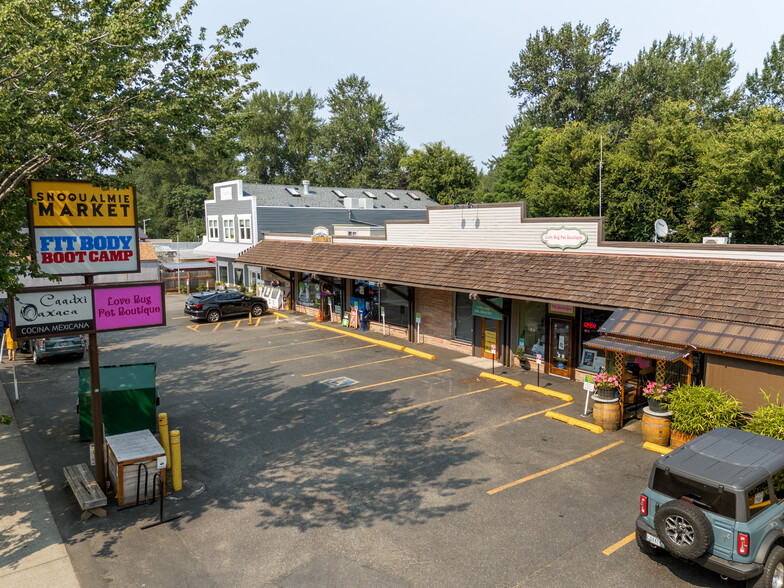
[
  {"x1": 236, "y1": 240, "x2": 784, "y2": 330},
  {"x1": 584, "y1": 335, "x2": 690, "y2": 361}
]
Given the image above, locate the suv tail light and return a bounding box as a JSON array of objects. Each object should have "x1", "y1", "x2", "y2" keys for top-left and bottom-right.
[
  {"x1": 738, "y1": 532, "x2": 750, "y2": 556},
  {"x1": 192, "y1": 303, "x2": 203, "y2": 309},
  {"x1": 640, "y1": 494, "x2": 648, "y2": 515}
]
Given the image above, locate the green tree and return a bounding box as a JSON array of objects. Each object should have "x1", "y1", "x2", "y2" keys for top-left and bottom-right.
[
  {"x1": 694, "y1": 107, "x2": 784, "y2": 244},
  {"x1": 0, "y1": 0, "x2": 257, "y2": 291},
  {"x1": 508, "y1": 20, "x2": 620, "y2": 127},
  {"x1": 402, "y1": 142, "x2": 478, "y2": 204},
  {"x1": 745, "y1": 34, "x2": 784, "y2": 109},
  {"x1": 313, "y1": 75, "x2": 406, "y2": 187},
  {"x1": 486, "y1": 125, "x2": 551, "y2": 202},
  {"x1": 605, "y1": 101, "x2": 708, "y2": 241},
  {"x1": 240, "y1": 90, "x2": 322, "y2": 184},
  {"x1": 521, "y1": 123, "x2": 606, "y2": 217},
  {"x1": 597, "y1": 34, "x2": 739, "y2": 130}
]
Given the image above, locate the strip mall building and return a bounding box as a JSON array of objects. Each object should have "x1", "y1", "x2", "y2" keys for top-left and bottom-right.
[{"x1": 235, "y1": 202, "x2": 784, "y2": 412}]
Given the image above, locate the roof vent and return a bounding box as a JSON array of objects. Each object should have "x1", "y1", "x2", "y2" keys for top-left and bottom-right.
[
  {"x1": 302, "y1": 180, "x2": 310, "y2": 195},
  {"x1": 702, "y1": 236, "x2": 729, "y2": 245},
  {"x1": 286, "y1": 187, "x2": 300, "y2": 196}
]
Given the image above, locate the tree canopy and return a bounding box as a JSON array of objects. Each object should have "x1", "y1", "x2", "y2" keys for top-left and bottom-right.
[{"x1": 402, "y1": 142, "x2": 478, "y2": 205}]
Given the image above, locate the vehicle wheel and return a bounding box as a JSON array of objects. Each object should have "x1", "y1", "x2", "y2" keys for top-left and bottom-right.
[
  {"x1": 748, "y1": 545, "x2": 784, "y2": 588},
  {"x1": 32, "y1": 348, "x2": 40, "y2": 364},
  {"x1": 636, "y1": 530, "x2": 663, "y2": 557},
  {"x1": 206, "y1": 309, "x2": 221, "y2": 323},
  {"x1": 653, "y1": 500, "x2": 714, "y2": 560},
  {"x1": 251, "y1": 304, "x2": 264, "y2": 317}
]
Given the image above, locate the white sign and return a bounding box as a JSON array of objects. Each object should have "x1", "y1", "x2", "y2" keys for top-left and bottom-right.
[
  {"x1": 34, "y1": 226, "x2": 139, "y2": 275},
  {"x1": 541, "y1": 227, "x2": 588, "y2": 250},
  {"x1": 157, "y1": 456, "x2": 167, "y2": 470},
  {"x1": 583, "y1": 380, "x2": 595, "y2": 392},
  {"x1": 491, "y1": 345, "x2": 497, "y2": 355},
  {"x1": 11, "y1": 288, "x2": 95, "y2": 339},
  {"x1": 536, "y1": 353, "x2": 543, "y2": 365}
]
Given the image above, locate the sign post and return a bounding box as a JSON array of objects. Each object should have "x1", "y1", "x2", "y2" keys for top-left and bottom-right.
[
  {"x1": 381, "y1": 306, "x2": 386, "y2": 336},
  {"x1": 536, "y1": 353, "x2": 542, "y2": 387},
  {"x1": 491, "y1": 344, "x2": 497, "y2": 375},
  {"x1": 415, "y1": 312, "x2": 421, "y2": 344},
  {"x1": 582, "y1": 375, "x2": 596, "y2": 417}
]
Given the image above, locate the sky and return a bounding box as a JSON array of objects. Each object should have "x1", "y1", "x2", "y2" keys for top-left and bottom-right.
[{"x1": 180, "y1": 0, "x2": 784, "y2": 170}]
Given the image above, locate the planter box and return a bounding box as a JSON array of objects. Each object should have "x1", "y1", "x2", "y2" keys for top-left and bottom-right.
[{"x1": 670, "y1": 429, "x2": 698, "y2": 449}]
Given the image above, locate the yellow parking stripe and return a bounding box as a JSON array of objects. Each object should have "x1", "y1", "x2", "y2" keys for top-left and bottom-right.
[
  {"x1": 487, "y1": 440, "x2": 625, "y2": 495},
  {"x1": 269, "y1": 344, "x2": 375, "y2": 364},
  {"x1": 234, "y1": 320, "x2": 242, "y2": 329},
  {"x1": 171, "y1": 316, "x2": 191, "y2": 320},
  {"x1": 389, "y1": 384, "x2": 507, "y2": 415},
  {"x1": 340, "y1": 369, "x2": 452, "y2": 393},
  {"x1": 450, "y1": 402, "x2": 572, "y2": 441},
  {"x1": 187, "y1": 325, "x2": 201, "y2": 332},
  {"x1": 242, "y1": 334, "x2": 347, "y2": 353},
  {"x1": 212, "y1": 322, "x2": 221, "y2": 332},
  {"x1": 302, "y1": 355, "x2": 414, "y2": 377},
  {"x1": 255, "y1": 316, "x2": 262, "y2": 327},
  {"x1": 603, "y1": 533, "x2": 636, "y2": 556}
]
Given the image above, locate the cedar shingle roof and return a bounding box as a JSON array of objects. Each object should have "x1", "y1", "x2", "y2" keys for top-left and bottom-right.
[{"x1": 236, "y1": 241, "x2": 784, "y2": 329}]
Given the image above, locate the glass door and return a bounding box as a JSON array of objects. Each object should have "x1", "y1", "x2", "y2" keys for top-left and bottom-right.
[
  {"x1": 481, "y1": 318, "x2": 499, "y2": 360},
  {"x1": 549, "y1": 317, "x2": 573, "y2": 378}
]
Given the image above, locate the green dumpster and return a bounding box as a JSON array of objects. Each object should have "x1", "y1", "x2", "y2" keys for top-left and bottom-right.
[{"x1": 78, "y1": 363, "x2": 159, "y2": 440}]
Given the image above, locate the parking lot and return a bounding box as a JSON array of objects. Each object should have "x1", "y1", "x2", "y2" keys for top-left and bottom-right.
[{"x1": 2, "y1": 294, "x2": 739, "y2": 587}]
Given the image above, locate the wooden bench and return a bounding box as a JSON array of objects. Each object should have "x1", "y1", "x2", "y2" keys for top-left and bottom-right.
[{"x1": 63, "y1": 463, "x2": 108, "y2": 521}]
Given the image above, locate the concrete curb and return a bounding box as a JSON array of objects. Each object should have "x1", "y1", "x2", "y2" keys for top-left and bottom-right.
[
  {"x1": 308, "y1": 323, "x2": 435, "y2": 359},
  {"x1": 643, "y1": 441, "x2": 672, "y2": 455},
  {"x1": 524, "y1": 383, "x2": 573, "y2": 402},
  {"x1": 479, "y1": 372, "x2": 522, "y2": 387},
  {"x1": 545, "y1": 411, "x2": 603, "y2": 434}
]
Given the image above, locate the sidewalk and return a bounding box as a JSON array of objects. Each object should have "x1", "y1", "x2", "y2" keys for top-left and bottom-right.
[{"x1": 0, "y1": 363, "x2": 79, "y2": 588}]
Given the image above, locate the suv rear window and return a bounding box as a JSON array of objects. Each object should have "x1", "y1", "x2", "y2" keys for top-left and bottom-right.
[{"x1": 652, "y1": 468, "x2": 737, "y2": 519}]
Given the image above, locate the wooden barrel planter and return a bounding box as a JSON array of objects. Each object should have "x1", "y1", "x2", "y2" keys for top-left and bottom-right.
[
  {"x1": 670, "y1": 429, "x2": 698, "y2": 449},
  {"x1": 592, "y1": 397, "x2": 620, "y2": 431},
  {"x1": 641, "y1": 408, "x2": 671, "y2": 446}
]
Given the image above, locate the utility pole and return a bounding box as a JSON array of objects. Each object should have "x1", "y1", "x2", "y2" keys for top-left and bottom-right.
[{"x1": 599, "y1": 135, "x2": 603, "y2": 218}]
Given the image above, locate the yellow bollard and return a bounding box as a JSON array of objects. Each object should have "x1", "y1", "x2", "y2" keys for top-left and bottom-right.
[
  {"x1": 170, "y1": 429, "x2": 182, "y2": 491},
  {"x1": 158, "y1": 413, "x2": 171, "y2": 470}
]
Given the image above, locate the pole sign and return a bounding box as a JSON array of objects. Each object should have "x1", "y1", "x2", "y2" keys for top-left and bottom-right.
[
  {"x1": 28, "y1": 180, "x2": 139, "y2": 275},
  {"x1": 9, "y1": 282, "x2": 165, "y2": 340}
]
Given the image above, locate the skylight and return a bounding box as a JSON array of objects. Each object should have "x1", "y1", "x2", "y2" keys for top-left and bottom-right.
[
  {"x1": 362, "y1": 190, "x2": 377, "y2": 199},
  {"x1": 406, "y1": 192, "x2": 420, "y2": 201},
  {"x1": 286, "y1": 187, "x2": 300, "y2": 196},
  {"x1": 385, "y1": 191, "x2": 399, "y2": 200},
  {"x1": 332, "y1": 189, "x2": 346, "y2": 198}
]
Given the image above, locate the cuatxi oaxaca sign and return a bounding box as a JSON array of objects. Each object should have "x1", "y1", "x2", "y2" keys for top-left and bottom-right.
[
  {"x1": 28, "y1": 180, "x2": 139, "y2": 275},
  {"x1": 9, "y1": 282, "x2": 165, "y2": 340}
]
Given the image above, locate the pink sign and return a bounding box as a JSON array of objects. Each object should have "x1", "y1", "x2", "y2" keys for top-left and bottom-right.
[{"x1": 93, "y1": 284, "x2": 165, "y2": 331}]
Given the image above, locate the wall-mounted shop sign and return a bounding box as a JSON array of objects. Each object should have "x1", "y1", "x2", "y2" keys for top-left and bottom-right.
[
  {"x1": 9, "y1": 282, "x2": 165, "y2": 340},
  {"x1": 472, "y1": 298, "x2": 503, "y2": 320},
  {"x1": 541, "y1": 226, "x2": 588, "y2": 250},
  {"x1": 28, "y1": 180, "x2": 139, "y2": 276},
  {"x1": 548, "y1": 303, "x2": 575, "y2": 317},
  {"x1": 311, "y1": 226, "x2": 332, "y2": 243}
]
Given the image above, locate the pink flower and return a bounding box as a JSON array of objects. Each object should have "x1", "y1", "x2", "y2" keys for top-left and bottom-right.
[{"x1": 643, "y1": 382, "x2": 671, "y2": 400}]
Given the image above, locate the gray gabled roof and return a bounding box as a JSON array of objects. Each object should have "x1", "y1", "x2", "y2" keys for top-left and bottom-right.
[{"x1": 241, "y1": 183, "x2": 435, "y2": 209}]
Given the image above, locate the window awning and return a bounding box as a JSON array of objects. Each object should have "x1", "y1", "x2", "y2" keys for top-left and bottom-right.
[
  {"x1": 192, "y1": 241, "x2": 252, "y2": 259},
  {"x1": 585, "y1": 335, "x2": 690, "y2": 361}
]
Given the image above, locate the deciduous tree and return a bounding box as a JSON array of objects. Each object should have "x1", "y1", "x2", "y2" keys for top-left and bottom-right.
[{"x1": 402, "y1": 142, "x2": 478, "y2": 204}]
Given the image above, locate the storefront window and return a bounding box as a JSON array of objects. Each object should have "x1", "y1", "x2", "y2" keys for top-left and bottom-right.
[
  {"x1": 320, "y1": 277, "x2": 343, "y2": 318},
  {"x1": 350, "y1": 280, "x2": 380, "y2": 321},
  {"x1": 380, "y1": 286, "x2": 409, "y2": 327},
  {"x1": 454, "y1": 292, "x2": 473, "y2": 342},
  {"x1": 517, "y1": 301, "x2": 546, "y2": 358},
  {"x1": 579, "y1": 308, "x2": 614, "y2": 372},
  {"x1": 298, "y1": 274, "x2": 319, "y2": 307}
]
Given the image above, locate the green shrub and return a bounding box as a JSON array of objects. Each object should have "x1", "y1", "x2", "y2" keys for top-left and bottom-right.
[
  {"x1": 744, "y1": 391, "x2": 784, "y2": 441},
  {"x1": 666, "y1": 384, "x2": 744, "y2": 436},
  {"x1": 0, "y1": 415, "x2": 12, "y2": 425},
  {"x1": 197, "y1": 283, "x2": 206, "y2": 292},
  {"x1": 178, "y1": 284, "x2": 187, "y2": 294}
]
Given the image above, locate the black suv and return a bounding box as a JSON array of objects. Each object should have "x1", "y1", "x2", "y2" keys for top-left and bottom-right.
[
  {"x1": 184, "y1": 291, "x2": 267, "y2": 323},
  {"x1": 637, "y1": 427, "x2": 784, "y2": 587}
]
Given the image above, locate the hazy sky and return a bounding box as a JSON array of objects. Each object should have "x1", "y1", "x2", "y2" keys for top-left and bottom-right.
[{"x1": 181, "y1": 0, "x2": 784, "y2": 170}]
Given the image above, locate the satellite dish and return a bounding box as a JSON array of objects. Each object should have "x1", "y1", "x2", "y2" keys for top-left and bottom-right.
[{"x1": 654, "y1": 219, "x2": 669, "y2": 239}]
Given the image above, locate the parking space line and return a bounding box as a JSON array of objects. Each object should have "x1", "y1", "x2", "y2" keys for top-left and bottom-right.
[
  {"x1": 187, "y1": 324, "x2": 202, "y2": 332},
  {"x1": 212, "y1": 322, "x2": 222, "y2": 332},
  {"x1": 603, "y1": 533, "x2": 636, "y2": 556},
  {"x1": 450, "y1": 401, "x2": 572, "y2": 441},
  {"x1": 242, "y1": 334, "x2": 347, "y2": 353},
  {"x1": 302, "y1": 355, "x2": 414, "y2": 377},
  {"x1": 487, "y1": 440, "x2": 625, "y2": 495},
  {"x1": 388, "y1": 384, "x2": 507, "y2": 415},
  {"x1": 269, "y1": 344, "x2": 375, "y2": 364},
  {"x1": 234, "y1": 320, "x2": 242, "y2": 329},
  {"x1": 171, "y1": 316, "x2": 191, "y2": 320},
  {"x1": 255, "y1": 316, "x2": 262, "y2": 327},
  {"x1": 340, "y1": 369, "x2": 452, "y2": 393}
]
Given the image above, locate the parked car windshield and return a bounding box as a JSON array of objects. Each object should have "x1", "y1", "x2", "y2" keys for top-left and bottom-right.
[{"x1": 651, "y1": 468, "x2": 737, "y2": 519}]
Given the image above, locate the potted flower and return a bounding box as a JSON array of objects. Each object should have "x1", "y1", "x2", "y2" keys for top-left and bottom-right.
[
  {"x1": 515, "y1": 346, "x2": 530, "y2": 370},
  {"x1": 593, "y1": 371, "x2": 620, "y2": 400},
  {"x1": 642, "y1": 381, "x2": 671, "y2": 413}
]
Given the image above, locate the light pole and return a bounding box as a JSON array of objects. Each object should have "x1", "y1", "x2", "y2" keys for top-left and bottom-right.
[{"x1": 142, "y1": 218, "x2": 151, "y2": 234}]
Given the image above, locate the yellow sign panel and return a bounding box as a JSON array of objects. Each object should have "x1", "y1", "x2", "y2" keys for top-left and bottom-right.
[{"x1": 30, "y1": 180, "x2": 136, "y2": 227}]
